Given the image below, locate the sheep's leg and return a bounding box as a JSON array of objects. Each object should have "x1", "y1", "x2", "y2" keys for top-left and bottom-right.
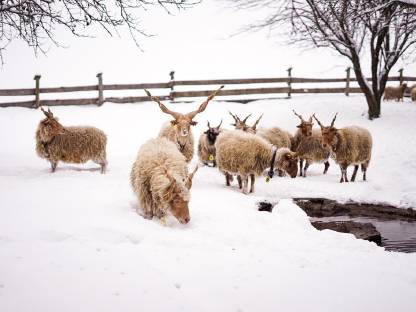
[
  {"x1": 100, "y1": 161, "x2": 107, "y2": 174},
  {"x1": 303, "y1": 161, "x2": 310, "y2": 178},
  {"x1": 237, "y1": 175, "x2": 243, "y2": 189},
  {"x1": 299, "y1": 159, "x2": 304, "y2": 177},
  {"x1": 339, "y1": 164, "x2": 349, "y2": 183},
  {"x1": 137, "y1": 203, "x2": 153, "y2": 220},
  {"x1": 242, "y1": 175, "x2": 249, "y2": 195},
  {"x1": 277, "y1": 169, "x2": 284, "y2": 177},
  {"x1": 225, "y1": 173, "x2": 232, "y2": 186},
  {"x1": 250, "y1": 174, "x2": 255, "y2": 193},
  {"x1": 213, "y1": 160, "x2": 217, "y2": 167},
  {"x1": 351, "y1": 165, "x2": 359, "y2": 182},
  {"x1": 323, "y1": 161, "x2": 330, "y2": 174},
  {"x1": 50, "y1": 161, "x2": 58, "y2": 173},
  {"x1": 361, "y1": 163, "x2": 368, "y2": 181}
]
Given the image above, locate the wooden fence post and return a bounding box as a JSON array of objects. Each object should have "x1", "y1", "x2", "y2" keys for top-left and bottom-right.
[
  {"x1": 169, "y1": 70, "x2": 175, "y2": 101},
  {"x1": 398, "y1": 68, "x2": 404, "y2": 85},
  {"x1": 345, "y1": 67, "x2": 351, "y2": 96},
  {"x1": 96, "y1": 72, "x2": 104, "y2": 106},
  {"x1": 34, "y1": 75, "x2": 41, "y2": 108},
  {"x1": 287, "y1": 67, "x2": 292, "y2": 98}
]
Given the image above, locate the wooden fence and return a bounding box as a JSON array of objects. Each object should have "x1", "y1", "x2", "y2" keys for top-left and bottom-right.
[{"x1": 1, "y1": 68, "x2": 415, "y2": 108}]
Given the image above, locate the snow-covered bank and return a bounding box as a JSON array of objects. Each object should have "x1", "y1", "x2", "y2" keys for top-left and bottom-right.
[{"x1": 1, "y1": 94, "x2": 416, "y2": 311}]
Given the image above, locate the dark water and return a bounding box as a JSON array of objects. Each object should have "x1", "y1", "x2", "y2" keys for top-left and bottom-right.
[{"x1": 311, "y1": 216, "x2": 416, "y2": 253}]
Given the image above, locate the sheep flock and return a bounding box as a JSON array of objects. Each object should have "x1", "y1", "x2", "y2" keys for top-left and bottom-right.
[{"x1": 35, "y1": 85, "x2": 378, "y2": 225}]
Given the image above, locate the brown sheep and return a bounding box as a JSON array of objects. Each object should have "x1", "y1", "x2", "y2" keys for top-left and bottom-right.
[
  {"x1": 130, "y1": 137, "x2": 198, "y2": 224},
  {"x1": 384, "y1": 83, "x2": 407, "y2": 101},
  {"x1": 314, "y1": 114, "x2": 372, "y2": 183},
  {"x1": 197, "y1": 120, "x2": 222, "y2": 167},
  {"x1": 292, "y1": 110, "x2": 330, "y2": 177},
  {"x1": 215, "y1": 130, "x2": 298, "y2": 194},
  {"x1": 145, "y1": 86, "x2": 223, "y2": 163},
  {"x1": 35, "y1": 107, "x2": 107, "y2": 173}
]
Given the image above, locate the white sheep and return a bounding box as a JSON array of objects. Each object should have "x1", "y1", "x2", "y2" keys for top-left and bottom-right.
[
  {"x1": 130, "y1": 137, "x2": 198, "y2": 224},
  {"x1": 215, "y1": 130, "x2": 298, "y2": 194}
]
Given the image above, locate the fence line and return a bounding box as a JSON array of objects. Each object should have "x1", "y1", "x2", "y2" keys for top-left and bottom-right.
[{"x1": 1, "y1": 68, "x2": 414, "y2": 108}]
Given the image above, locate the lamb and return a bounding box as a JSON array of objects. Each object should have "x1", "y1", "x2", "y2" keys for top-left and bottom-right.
[
  {"x1": 145, "y1": 86, "x2": 223, "y2": 163},
  {"x1": 35, "y1": 107, "x2": 107, "y2": 173},
  {"x1": 130, "y1": 137, "x2": 198, "y2": 224},
  {"x1": 313, "y1": 114, "x2": 372, "y2": 183},
  {"x1": 384, "y1": 83, "x2": 407, "y2": 101},
  {"x1": 292, "y1": 110, "x2": 330, "y2": 177},
  {"x1": 215, "y1": 130, "x2": 298, "y2": 194},
  {"x1": 198, "y1": 120, "x2": 222, "y2": 167}
]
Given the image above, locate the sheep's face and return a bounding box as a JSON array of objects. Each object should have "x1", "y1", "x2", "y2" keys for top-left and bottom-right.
[
  {"x1": 321, "y1": 127, "x2": 338, "y2": 149},
  {"x1": 170, "y1": 192, "x2": 190, "y2": 224},
  {"x1": 206, "y1": 127, "x2": 221, "y2": 144},
  {"x1": 38, "y1": 117, "x2": 65, "y2": 142},
  {"x1": 172, "y1": 116, "x2": 196, "y2": 137},
  {"x1": 280, "y1": 152, "x2": 298, "y2": 178},
  {"x1": 297, "y1": 121, "x2": 313, "y2": 137}
]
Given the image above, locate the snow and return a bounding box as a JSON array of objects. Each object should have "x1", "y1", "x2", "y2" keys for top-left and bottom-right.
[{"x1": 1, "y1": 93, "x2": 416, "y2": 311}]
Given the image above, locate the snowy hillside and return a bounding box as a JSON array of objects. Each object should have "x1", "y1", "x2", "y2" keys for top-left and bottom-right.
[{"x1": 1, "y1": 94, "x2": 416, "y2": 311}]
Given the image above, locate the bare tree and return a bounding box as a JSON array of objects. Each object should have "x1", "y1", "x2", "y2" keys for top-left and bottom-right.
[
  {"x1": 232, "y1": 0, "x2": 416, "y2": 119},
  {"x1": 0, "y1": 0, "x2": 197, "y2": 62}
]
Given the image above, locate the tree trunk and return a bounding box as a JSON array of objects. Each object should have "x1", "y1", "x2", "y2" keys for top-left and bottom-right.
[{"x1": 350, "y1": 54, "x2": 381, "y2": 119}]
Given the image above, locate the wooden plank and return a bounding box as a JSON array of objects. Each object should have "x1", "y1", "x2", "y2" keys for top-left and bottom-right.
[
  {"x1": 292, "y1": 87, "x2": 362, "y2": 94},
  {"x1": 105, "y1": 95, "x2": 171, "y2": 103},
  {"x1": 172, "y1": 87, "x2": 290, "y2": 98},
  {"x1": 0, "y1": 100, "x2": 35, "y2": 108},
  {"x1": 173, "y1": 78, "x2": 289, "y2": 86},
  {"x1": 39, "y1": 98, "x2": 98, "y2": 106},
  {"x1": 103, "y1": 82, "x2": 172, "y2": 91},
  {"x1": 0, "y1": 89, "x2": 35, "y2": 96}
]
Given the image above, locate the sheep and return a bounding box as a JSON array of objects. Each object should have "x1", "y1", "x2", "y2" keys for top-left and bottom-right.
[
  {"x1": 292, "y1": 110, "x2": 330, "y2": 177},
  {"x1": 130, "y1": 137, "x2": 198, "y2": 224},
  {"x1": 145, "y1": 86, "x2": 223, "y2": 163},
  {"x1": 35, "y1": 107, "x2": 107, "y2": 173},
  {"x1": 197, "y1": 120, "x2": 222, "y2": 167},
  {"x1": 411, "y1": 86, "x2": 416, "y2": 101},
  {"x1": 384, "y1": 83, "x2": 407, "y2": 101},
  {"x1": 229, "y1": 111, "x2": 293, "y2": 149},
  {"x1": 313, "y1": 114, "x2": 372, "y2": 183},
  {"x1": 215, "y1": 130, "x2": 298, "y2": 194}
]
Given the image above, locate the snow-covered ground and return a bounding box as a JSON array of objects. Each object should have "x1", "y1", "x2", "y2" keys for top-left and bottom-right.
[{"x1": 1, "y1": 94, "x2": 416, "y2": 311}]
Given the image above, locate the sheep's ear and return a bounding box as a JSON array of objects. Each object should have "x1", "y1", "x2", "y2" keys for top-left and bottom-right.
[
  {"x1": 190, "y1": 121, "x2": 198, "y2": 126},
  {"x1": 170, "y1": 120, "x2": 178, "y2": 126},
  {"x1": 186, "y1": 165, "x2": 199, "y2": 189},
  {"x1": 296, "y1": 125, "x2": 301, "y2": 128}
]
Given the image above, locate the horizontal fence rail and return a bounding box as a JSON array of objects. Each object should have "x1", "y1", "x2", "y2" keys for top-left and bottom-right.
[{"x1": 0, "y1": 68, "x2": 414, "y2": 108}]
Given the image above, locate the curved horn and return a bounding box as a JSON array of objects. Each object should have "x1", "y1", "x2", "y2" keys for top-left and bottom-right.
[
  {"x1": 145, "y1": 89, "x2": 181, "y2": 119},
  {"x1": 242, "y1": 113, "x2": 252, "y2": 123},
  {"x1": 216, "y1": 119, "x2": 223, "y2": 128},
  {"x1": 186, "y1": 85, "x2": 224, "y2": 120},
  {"x1": 228, "y1": 111, "x2": 240, "y2": 122},
  {"x1": 251, "y1": 113, "x2": 263, "y2": 130},
  {"x1": 312, "y1": 114, "x2": 324, "y2": 128},
  {"x1": 330, "y1": 113, "x2": 338, "y2": 128},
  {"x1": 41, "y1": 106, "x2": 53, "y2": 118},
  {"x1": 292, "y1": 109, "x2": 304, "y2": 122}
]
